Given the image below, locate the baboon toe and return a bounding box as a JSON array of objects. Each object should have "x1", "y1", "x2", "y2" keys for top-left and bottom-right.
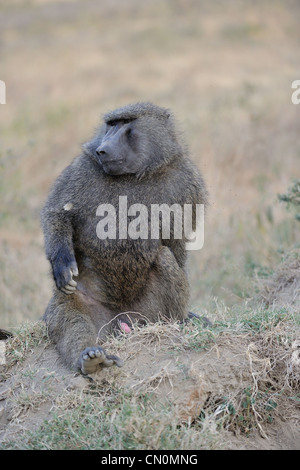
[{"x1": 79, "y1": 346, "x2": 123, "y2": 375}]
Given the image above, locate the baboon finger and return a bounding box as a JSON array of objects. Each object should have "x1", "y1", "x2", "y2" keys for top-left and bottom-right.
[
  {"x1": 61, "y1": 287, "x2": 74, "y2": 294},
  {"x1": 63, "y1": 283, "x2": 77, "y2": 292},
  {"x1": 68, "y1": 278, "x2": 77, "y2": 287},
  {"x1": 101, "y1": 358, "x2": 114, "y2": 367},
  {"x1": 70, "y1": 263, "x2": 79, "y2": 277},
  {"x1": 106, "y1": 354, "x2": 124, "y2": 368}
]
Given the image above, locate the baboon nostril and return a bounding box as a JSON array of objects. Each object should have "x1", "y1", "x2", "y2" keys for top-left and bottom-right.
[{"x1": 96, "y1": 144, "x2": 112, "y2": 158}]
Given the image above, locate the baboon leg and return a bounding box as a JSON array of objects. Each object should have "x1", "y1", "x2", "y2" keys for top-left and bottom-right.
[
  {"x1": 44, "y1": 293, "x2": 122, "y2": 374},
  {"x1": 131, "y1": 246, "x2": 190, "y2": 323}
]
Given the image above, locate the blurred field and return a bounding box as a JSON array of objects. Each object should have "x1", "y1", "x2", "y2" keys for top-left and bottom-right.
[{"x1": 1, "y1": 0, "x2": 300, "y2": 328}]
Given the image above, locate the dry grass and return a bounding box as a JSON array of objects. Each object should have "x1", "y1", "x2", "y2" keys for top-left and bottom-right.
[
  {"x1": 0, "y1": 0, "x2": 300, "y2": 450},
  {"x1": 258, "y1": 247, "x2": 300, "y2": 310},
  {"x1": 0, "y1": 312, "x2": 299, "y2": 449},
  {"x1": 1, "y1": 0, "x2": 300, "y2": 327},
  {"x1": 3, "y1": 321, "x2": 49, "y2": 368}
]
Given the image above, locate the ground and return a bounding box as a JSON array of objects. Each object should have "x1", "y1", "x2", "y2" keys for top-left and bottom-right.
[
  {"x1": 1, "y1": 0, "x2": 300, "y2": 450},
  {"x1": 1, "y1": 273, "x2": 299, "y2": 449}
]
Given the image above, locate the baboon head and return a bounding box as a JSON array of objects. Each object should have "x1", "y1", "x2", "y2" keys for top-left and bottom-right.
[
  {"x1": 83, "y1": 102, "x2": 183, "y2": 178},
  {"x1": 95, "y1": 119, "x2": 141, "y2": 176}
]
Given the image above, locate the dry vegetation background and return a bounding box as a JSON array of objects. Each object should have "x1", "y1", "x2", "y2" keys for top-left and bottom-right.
[
  {"x1": 1, "y1": 0, "x2": 300, "y2": 329},
  {"x1": 0, "y1": 0, "x2": 300, "y2": 451}
]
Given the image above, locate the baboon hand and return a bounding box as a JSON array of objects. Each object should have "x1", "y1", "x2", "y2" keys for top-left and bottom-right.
[
  {"x1": 79, "y1": 346, "x2": 123, "y2": 375},
  {"x1": 52, "y1": 252, "x2": 79, "y2": 295}
]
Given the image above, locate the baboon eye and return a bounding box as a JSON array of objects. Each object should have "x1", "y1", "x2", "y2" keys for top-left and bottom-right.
[
  {"x1": 107, "y1": 118, "x2": 136, "y2": 127},
  {"x1": 126, "y1": 127, "x2": 136, "y2": 144}
]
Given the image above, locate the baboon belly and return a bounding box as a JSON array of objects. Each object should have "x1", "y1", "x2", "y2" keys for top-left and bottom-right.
[{"x1": 75, "y1": 249, "x2": 155, "y2": 306}]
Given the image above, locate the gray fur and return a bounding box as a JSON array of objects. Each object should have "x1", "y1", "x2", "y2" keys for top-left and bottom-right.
[{"x1": 41, "y1": 102, "x2": 208, "y2": 373}]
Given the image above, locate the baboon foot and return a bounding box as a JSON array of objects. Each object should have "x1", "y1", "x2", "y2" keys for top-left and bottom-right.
[
  {"x1": 188, "y1": 311, "x2": 212, "y2": 327},
  {"x1": 79, "y1": 346, "x2": 123, "y2": 375}
]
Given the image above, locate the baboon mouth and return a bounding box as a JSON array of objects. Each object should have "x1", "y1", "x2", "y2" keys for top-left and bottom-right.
[
  {"x1": 102, "y1": 159, "x2": 124, "y2": 165},
  {"x1": 102, "y1": 163, "x2": 126, "y2": 176},
  {"x1": 100, "y1": 159, "x2": 124, "y2": 173}
]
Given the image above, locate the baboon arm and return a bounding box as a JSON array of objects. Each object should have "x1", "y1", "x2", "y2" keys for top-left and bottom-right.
[
  {"x1": 41, "y1": 165, "x2": 81, "y2": 291},
  {"x1": 41, "y1": 207, "x2": 75, "y2": 262},
  {"x1": 41, "y1": 162, "x2": 84, "y2": 263},
  {"x1": 41, "y1": 206, "x2": 79, "y2": 292},
  {"x1": 162, "y1": 238, "x2": 187, "y2": 269}
]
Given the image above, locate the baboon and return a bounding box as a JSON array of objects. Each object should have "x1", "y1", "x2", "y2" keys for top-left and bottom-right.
[{"x1": 41, "y1": 102, "x2": 208, "y2": 374}]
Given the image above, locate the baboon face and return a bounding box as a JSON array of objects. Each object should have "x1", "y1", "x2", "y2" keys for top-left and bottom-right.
[
  {"x1": 95, "y1": 119, "x2": 142, "y2": 176},
  {"x1": 84, "y1": 103, "x2": 179, "y2": 179}
]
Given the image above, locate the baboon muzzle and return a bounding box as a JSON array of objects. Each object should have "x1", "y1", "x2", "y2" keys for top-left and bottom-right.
[{"x1": 96, "y1": 123, "x2": 131, "y2": 174}]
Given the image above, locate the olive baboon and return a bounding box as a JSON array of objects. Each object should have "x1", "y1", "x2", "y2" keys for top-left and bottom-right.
[{"x1": 41, "y1": 102, "x2": 208, "y2": 374}]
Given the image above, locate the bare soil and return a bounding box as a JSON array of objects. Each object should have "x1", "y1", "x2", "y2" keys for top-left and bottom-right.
[{"x1": 0, "y1": 316, "x2": 299, "y2": 450}]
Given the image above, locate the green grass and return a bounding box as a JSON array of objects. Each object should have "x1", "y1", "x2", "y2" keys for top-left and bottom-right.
[
  {"x1": 3, "y1": 321, "x2": 49, "y2": 369},
  {"x1": 0, "y1": 382, "x2": 215, "y2": 450}
]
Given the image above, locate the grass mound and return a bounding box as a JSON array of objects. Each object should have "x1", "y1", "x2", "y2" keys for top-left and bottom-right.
[
  {"x1": 0, "y1": 308, "x2": 299, "y2": 450},
  {"x1": 258, "y1": 248, "x2": 300, "y2": 311}
]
